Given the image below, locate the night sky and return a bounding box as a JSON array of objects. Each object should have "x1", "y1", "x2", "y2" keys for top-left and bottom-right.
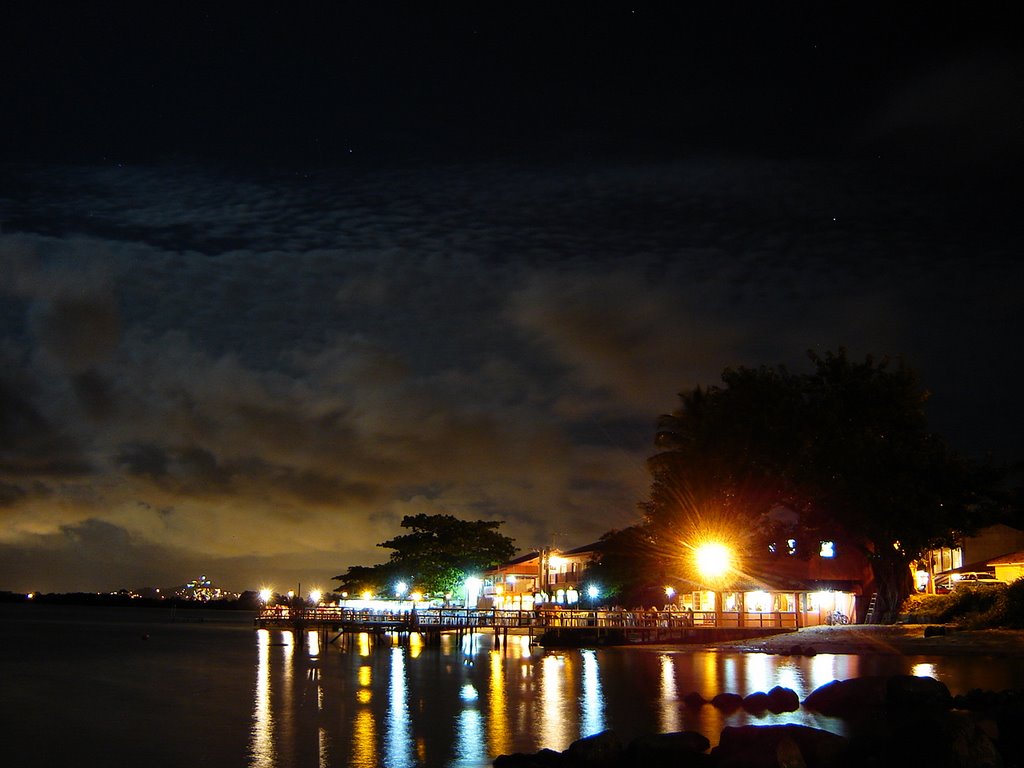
[{"x1": 2, "y1": 5, "x2": 1021, "y2": 593}]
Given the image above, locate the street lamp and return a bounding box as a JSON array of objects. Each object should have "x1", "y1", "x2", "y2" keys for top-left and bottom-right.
[
  {"x1": 694, "y1": 542, "x2": 732, "y2": 581},
  {"x1": 693, "y1": 540, "x2": 734, "y2": 628},
  {"x1": 464, "y1": 577, "x2": 482, "y2": 608}
]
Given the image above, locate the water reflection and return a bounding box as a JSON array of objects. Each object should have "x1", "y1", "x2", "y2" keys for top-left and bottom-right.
[
  {"x1": 386, "y1": 647, "x2": 413, "y2": 768},
  {"x1": 912, "y1": 662, "x2": 937, "y2": 678},
  {"x1": 249, "y1": 629, "x2": 275, "y2": 768},
  {"x1": 454, "y1": 709, "x2": 485, "y2": 767},
  {"x1": 351, "y1": 710, "x2": 376, "y2": 768},
  {"x1": 487, "y1": 651, "x2": 510, "y2": 758},
  {"x1": 539, "y1": 654, "x2": 569, "y2": 749},
  {"x1": 247, "y1": 630, "x2": 1024, "y2": 768},
  {"x1": 581, "y1": 650, "x2": 605, "y2": 736},
  {"x1": 658, "y1": 654, "x2": 679, "y2": 733}
]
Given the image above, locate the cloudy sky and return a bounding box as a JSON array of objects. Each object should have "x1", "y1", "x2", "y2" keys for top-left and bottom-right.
[{"x1": 1, "y1": 5, "x2": 1021, "y2": 593}]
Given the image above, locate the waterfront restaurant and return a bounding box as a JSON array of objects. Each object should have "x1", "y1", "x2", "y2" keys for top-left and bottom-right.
[
  {"x1": 484, "y1": 536, "x2": 870, "y2": 628},
  {"x1": 678, "y1": 538, "x2": 873, "y2": 628}
]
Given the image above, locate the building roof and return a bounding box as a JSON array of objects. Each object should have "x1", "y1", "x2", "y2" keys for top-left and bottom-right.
[
  {"x1": 987, "y1": 550, "x2": 1024, "y2": 567},
  {"x1": 559, "y1": 541, "x2": 604, "y2": 558}
]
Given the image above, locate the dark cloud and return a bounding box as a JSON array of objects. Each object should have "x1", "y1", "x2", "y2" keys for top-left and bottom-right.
[
  {"x1": 0, "y1": 5, "x2": 1020, "y2": 592},
  {"x1": 117, "y1": 443, "x2": 169, "y2": 480},
  {"x1": 30, "y1": 296, "x2": 120, "y2": 372},
  {"x1": 1, "y1": 152, "x2": 1022, "y2": 592}
]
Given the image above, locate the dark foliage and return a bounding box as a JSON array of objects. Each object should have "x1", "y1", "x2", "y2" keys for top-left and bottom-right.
[
  {"x1": 333, "y1": 513, "x2": 517, "y2": 598},
  {"x1": 645, "y1": 349, "x2": 1002, "y2": 620}
]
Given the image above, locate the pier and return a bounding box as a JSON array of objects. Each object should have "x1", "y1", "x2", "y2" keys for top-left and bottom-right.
[{"x1": 254, "y1": 606, "x2": 795, "y2": 648}]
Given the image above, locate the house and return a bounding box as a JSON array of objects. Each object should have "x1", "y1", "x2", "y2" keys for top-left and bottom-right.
[
  {"x1": 480, "y1": 551, "x2": 541, "y2": 610},
  {"x1": 482, "y1": 542, "x2": 604, "y2": 609},
  {"x1": 923, "y1": 523, "x2": 1024, "y2": 588},
  {"x1": 987, "y1": 550, "x2": 1024, "y2": 585}
]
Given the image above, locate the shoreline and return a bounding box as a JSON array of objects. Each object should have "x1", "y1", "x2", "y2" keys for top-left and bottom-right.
[{"x1": 699, "y1": 623, "x2": 1024, "y2": 657}]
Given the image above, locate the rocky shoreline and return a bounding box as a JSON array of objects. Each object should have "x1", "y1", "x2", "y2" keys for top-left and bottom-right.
[
  {"x1": 495, "y1": 674, "x2": 1021, "y2": 767},
  {"x1": 702, "y1": 623, "x2": 1024, "y2": 657},
  {"x1": 494, "y1": 625, "x2": 1024, "y2": 767}
]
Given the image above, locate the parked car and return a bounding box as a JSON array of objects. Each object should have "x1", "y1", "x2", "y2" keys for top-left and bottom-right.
[{"x1": 948, "y1": 572, "x2": 1007, "y2": 589}]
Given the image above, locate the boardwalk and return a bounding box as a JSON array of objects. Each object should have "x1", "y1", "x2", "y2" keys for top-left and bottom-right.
[{"x1": 254, "y1": 606, "x2": 795, "y2": 647}]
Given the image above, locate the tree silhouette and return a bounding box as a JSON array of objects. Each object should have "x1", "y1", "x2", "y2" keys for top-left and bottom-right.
[
  {"x1": 646, "y1": 349, "x2": 999, "y2": 621},
  {"x1": 334, "y1": 513, "x2": 517, "y2": 598}
]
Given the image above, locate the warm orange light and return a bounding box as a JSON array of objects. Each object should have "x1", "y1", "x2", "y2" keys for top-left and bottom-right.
[{"x1": 695, "y1": 542, "x2": 732, "y2": 579}]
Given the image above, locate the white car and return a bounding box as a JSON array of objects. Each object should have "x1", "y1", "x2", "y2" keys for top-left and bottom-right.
[{"x1": 951, "y1": 572, "x2": 1007, "y2": 588}]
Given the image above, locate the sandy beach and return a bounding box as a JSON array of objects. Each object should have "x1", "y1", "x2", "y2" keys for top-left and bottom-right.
[{"x1": 706, "y1": 623, "x2": 1024, "y2": 657}]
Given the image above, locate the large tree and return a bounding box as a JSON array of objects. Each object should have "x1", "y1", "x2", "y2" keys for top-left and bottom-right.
[
  {"x1": 646, "y1": 349, "x2": 999, "y2": 621},
  {"x1": 333, "y1": 513, "x2": 517, "y2": 598}
]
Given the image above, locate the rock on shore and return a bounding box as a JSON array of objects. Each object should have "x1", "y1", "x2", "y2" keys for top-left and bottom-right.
[{"x1": 494, "y1": 675, "x2": 1019, "y2": 767}]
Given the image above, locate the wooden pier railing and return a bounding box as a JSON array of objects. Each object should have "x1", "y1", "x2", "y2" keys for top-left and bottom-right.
[{"x1": 254, "y1": 606, "x2": 798, "y2": 640}]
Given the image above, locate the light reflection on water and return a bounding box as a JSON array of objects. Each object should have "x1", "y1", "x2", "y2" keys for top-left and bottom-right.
[
  {"x1": 243, "y1": 629, "x2": 1024, "y2": 768},
  {"x1": 387, "y1": 646, "x2": 414, "y2": 768},
  {"x1": 581, "y1": 649, "x2": 605, "y2": 736},
  {"x1": 251, "y1": 629, "x2": 275, "y2": 768},
  {"x1": 4, "y1": 607, "x2": 1024, "y2": 768}
]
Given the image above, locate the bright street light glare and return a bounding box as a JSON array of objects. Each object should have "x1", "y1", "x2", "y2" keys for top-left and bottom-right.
[{"x1": 695, "y1": 542, "x2": 732, "y2": 579}]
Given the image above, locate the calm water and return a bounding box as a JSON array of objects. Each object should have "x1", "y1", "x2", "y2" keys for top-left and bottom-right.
[{"x1": 3, "y1": 605, "x2": 1024, "y2": 768}]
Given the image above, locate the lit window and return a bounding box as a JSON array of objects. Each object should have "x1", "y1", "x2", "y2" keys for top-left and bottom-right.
[
  {"x1": 819, "y1": 541, "x2": 835, "y2": 558},
  {"x1": 786, "y1": 539, "x2": 797, "y2": 555}
]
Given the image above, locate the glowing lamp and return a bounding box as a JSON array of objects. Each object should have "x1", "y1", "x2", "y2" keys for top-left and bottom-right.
[
  {"x1": 464, "y1": 577, "x2": 482, "y2": 605},
  {"x1": 695, "y1": 542, "x2": 732, "y2": 580}
]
